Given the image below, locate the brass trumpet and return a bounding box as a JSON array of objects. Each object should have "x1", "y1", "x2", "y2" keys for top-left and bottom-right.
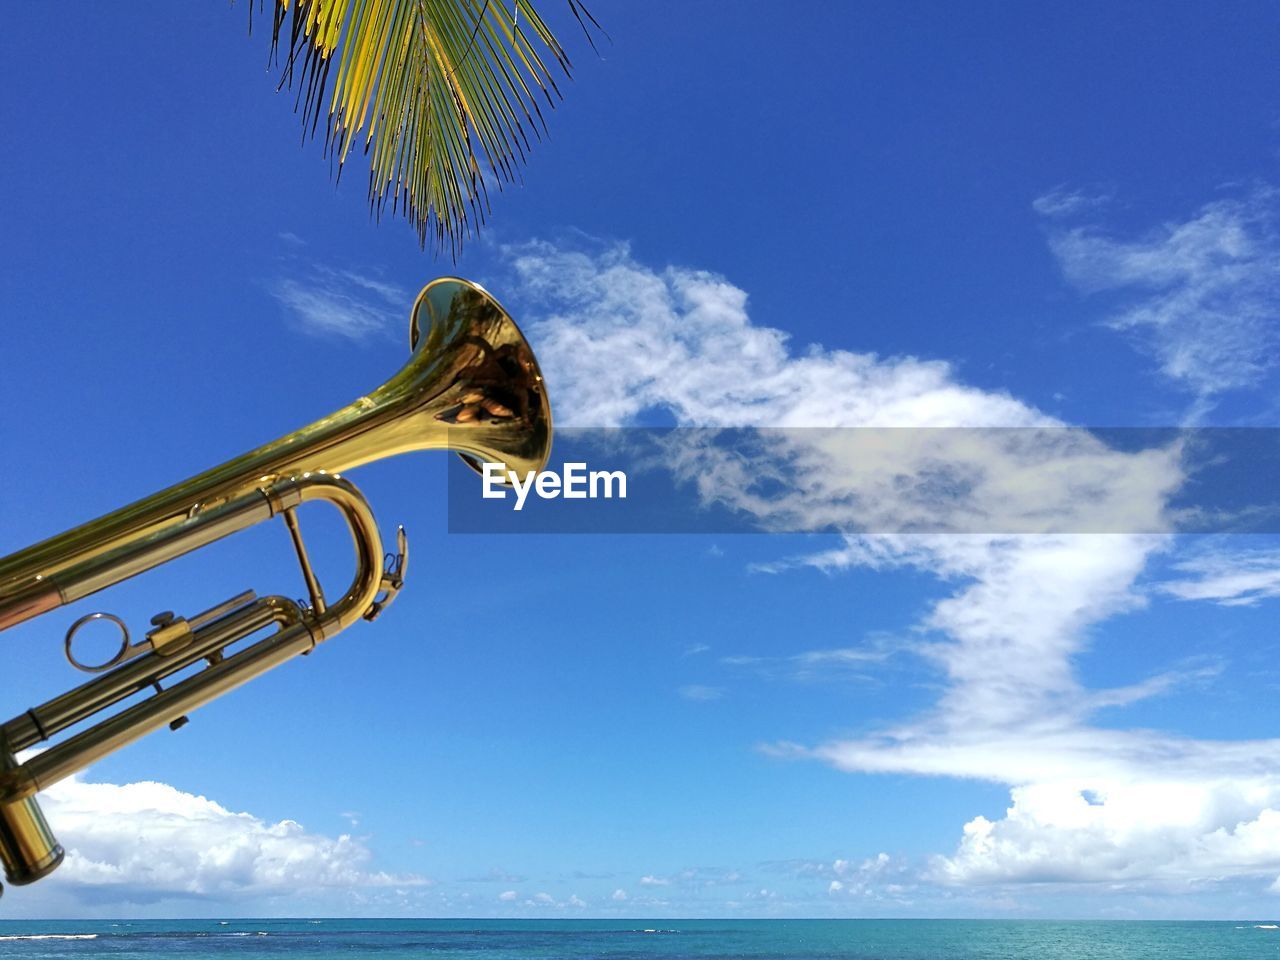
[{"x1": 0, "y1": 277, "x2": 551, "y2": 896}]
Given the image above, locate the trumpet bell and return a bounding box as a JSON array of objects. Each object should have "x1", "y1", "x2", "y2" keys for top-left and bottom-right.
[{"x1": 404, "y1": 277, "x2": 552, "y2": 477}]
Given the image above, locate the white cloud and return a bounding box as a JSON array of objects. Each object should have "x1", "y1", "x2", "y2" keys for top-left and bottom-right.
[
  {"x1": 34, "y1": 773, "x2": 424, "y2": 903},
  {"x1": 612, "y1": 887, "x2": 628, "y2": 901},
  {"x1": 784, "y1": 531, "x2": 1280, "y2": 892},
  {"x1": 640, "y1": 874, "x2": 671, "y2": 886},
  {"x1": 506, "y1": 240, "x2": 1280, "y2": 898},
  {"x1": 719, "y1": 644, "x2": 891, "y2": 685},
  {"x1": 934, "y1": 780, "x2": 1280, "y2": 887},
  {"x1": 792, "y1": 648, "x2": 886, "y2": 665},
  {"x1": 1031, "y1": 187, "x2": 1112, "y2": 219},
  {"x1": 512, "y1": 240, "x2": 1039, "y2": 431},
  {"x1": 1159, "y1": 546, "x2": 1280, "y2": 606},
  {"x1": 819, "y1": 534, "x2": 1161, "y2": 733},
  {"x1": 269, "y1": 264, "x2": 406, "y2": 341},
  {"x1": 816, "y1": 854, "x2": 917, "y2": 901},
  {"x1": 514, "y1": 240, "x2": 1185, "y2": 537},
  {"x1": 500, "y1": 890, "x2": 588, "y2": 910},
  {"x1": 1040, "y1": 186, "x2": 1280, "y2": 403},
  {"x1": 328, "y1": 267, "x2": 407, "y2": 304}
]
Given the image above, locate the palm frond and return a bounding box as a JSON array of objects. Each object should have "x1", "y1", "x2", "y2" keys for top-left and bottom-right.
[{"x1": 262, "y1": 0, "x2": 598, "y2": 256}]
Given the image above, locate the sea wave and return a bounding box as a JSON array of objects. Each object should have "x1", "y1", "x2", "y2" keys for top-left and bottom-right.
[{"x1": 0, "y1": 934, "x2": 99, "y2": 941}]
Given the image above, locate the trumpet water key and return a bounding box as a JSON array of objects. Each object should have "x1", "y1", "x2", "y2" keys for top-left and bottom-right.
[{"x1": 0, "y1": 277, "x2": 552, "y2": 897}]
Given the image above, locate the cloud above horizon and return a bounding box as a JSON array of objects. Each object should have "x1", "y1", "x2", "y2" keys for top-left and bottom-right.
[
  {"x1": 503, "y1": 237, "x2": 1280, "y2": 899},
  {"x1": 10, "y1": 772, "x2": 426, "y2": 914}
]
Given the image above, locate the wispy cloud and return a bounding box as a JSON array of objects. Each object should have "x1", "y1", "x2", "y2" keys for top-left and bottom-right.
[
  {"x1": 1159, "y1": 545, "x2": 1280, "y2": 606},
  {"x1": 752, "y1": 530, "x2": 1280, "y2": 893},
  {"x1": 720, "y1": 645, "x2": 892, "y2": 684},
  {"x1": 1039, "y1": 185, "x2": 1280, "y2": 408},
  {"x1": 499, "y1": 890, "x2": 588, "y2": 910},
  {"x1": 791, "y1": 648, "x2": 887, "y2": 665},
  {"x1": 512, "y1": 242, "x2": 1184, "y2": 538},
  {"x1": 1031, "y1": 186, "x2": 1113, "y2": 219},
  {"x1": 269, "y1": 264, "x2": 407, "y2": 342},
  {"x1": 768, "y1": 529, "x2": 1280, "y2": 891},
  {"x1": 639, "y1": 867, "x2": 745, "y2": 888},
  {"x1": 504, "y1": 239, "x2": 1280, "y2": 898},
  {"x1": 510, "y1": 240, "x2": 1043, "y2": 431}
]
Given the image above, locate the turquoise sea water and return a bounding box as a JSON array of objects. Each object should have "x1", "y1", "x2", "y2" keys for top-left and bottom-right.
[{"x1": 4, "y1": 919, "x2": 1280, "y2": 960}]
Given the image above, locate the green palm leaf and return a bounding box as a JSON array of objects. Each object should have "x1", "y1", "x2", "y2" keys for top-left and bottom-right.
[{"x1": 262, "y1": 0, "x2": 600, "y2": 255}]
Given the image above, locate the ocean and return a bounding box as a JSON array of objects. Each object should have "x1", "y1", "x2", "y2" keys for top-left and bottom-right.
[{"x1": 2, "y1": 919, "x2": 1280, "y2": 960}]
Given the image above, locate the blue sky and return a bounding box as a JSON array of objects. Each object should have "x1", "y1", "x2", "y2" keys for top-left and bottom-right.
[{"x1": 3, "y1": 0, "x2": 1280, "y2": 920}]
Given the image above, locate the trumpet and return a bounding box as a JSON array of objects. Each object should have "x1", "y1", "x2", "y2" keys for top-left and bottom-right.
[{"x1": 0, "y1": 277, "x2": 552, "y2": 897}]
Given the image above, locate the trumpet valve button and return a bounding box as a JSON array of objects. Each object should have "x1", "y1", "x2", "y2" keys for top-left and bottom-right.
[{"x1": 146, "y1": 617, "x2": 194, "y2": 656}]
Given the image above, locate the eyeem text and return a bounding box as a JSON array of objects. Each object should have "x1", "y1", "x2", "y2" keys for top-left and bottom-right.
[{"x1": 482, "y1": 462, "x2": 628, "y2": 511}]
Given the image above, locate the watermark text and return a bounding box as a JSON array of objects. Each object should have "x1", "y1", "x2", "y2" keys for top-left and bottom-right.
[{"x1": 482, "y1": 462, "x2": 628, "y2": 511}]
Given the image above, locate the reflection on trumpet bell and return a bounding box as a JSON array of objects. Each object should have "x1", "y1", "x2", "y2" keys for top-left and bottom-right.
[{"x1": 0, "y1": 277, "x2": 552, "y2": 898}]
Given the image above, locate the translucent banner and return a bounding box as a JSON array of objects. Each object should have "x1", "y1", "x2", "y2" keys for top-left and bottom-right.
[{"x1": 445, "y1": 428, "x2": 1280, "y2": 534}]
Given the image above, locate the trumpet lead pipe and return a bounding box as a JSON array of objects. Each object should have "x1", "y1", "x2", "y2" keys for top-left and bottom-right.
[{"x1": 0, "y1": 491, "x2": 278, "y2": 634}]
